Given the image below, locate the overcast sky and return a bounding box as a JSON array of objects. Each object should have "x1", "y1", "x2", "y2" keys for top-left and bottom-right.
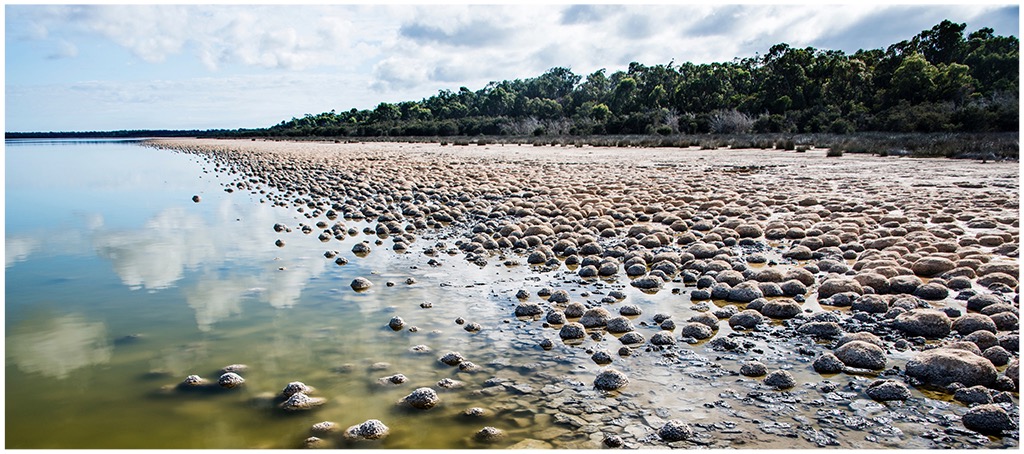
[{"x1": 5, "y1": 3, "x2": 1019, "y2": 132}]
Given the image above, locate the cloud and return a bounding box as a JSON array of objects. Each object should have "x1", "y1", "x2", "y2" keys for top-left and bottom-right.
[
  {"x1": 560, "y1": 5, "x2": 618, "y2": 25},
  {"x1": 399, "y1": 19, "x2": 513, "y2": 47},
  {"x1": 5, "y1": 236, "x2": 38, "y2": 267}
]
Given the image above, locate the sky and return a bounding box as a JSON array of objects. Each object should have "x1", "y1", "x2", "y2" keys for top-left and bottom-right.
[{"x1": 4, "y1": 3, "x2": 1019, "y2": 132}]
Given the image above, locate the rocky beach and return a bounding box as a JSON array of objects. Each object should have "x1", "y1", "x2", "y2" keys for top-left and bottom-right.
[{"x1": 146, "y1": 138, "x2": 1019, "y2": 449}]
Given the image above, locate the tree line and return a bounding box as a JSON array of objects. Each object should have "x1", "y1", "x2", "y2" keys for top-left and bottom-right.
[{"x1": 266, "y1": 20, "x2": 1018, "y2": 138}]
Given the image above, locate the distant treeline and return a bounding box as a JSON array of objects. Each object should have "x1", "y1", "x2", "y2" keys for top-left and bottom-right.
[
  {"x1": 264, "y1": 20, "x2": 1017, "y2": 138},
  {"x1": 4, "y1": 129, "x2": 242, "y2": 139},
  {"x1": 7, "y1": 20, "x2": 1018, "y2": 142}
]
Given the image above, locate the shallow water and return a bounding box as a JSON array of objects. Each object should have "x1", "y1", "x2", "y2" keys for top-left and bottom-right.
[{"x1": 5, "y1": 139, "x2": 1018, "y2": 449}]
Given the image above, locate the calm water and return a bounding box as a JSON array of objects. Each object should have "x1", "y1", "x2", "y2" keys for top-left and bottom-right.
[
  {"x1": 5, "y1": 140, "x2": 1016, "y2": 449},
  {"x1": 2, "y1": 139, "x2": 677, "y2": 448}
]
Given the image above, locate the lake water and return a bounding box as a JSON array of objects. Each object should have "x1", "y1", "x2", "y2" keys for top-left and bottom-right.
[{"x1": 5, "y1": 139, "x2": 1016, "y2": 449}]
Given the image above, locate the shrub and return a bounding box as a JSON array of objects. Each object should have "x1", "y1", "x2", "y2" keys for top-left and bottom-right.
[
  {"x1": 826, "y1": 148, "x2": 844, "y2": 157},
  {"x1": 795, "y1": 145, "x2": 810, "y2": 152},
  {"x1": 655, "y1": 125, "x2": 673, "y2": 136},
  {"x1": 709, "y1": 109, "x2": 754, "y2": 134}
]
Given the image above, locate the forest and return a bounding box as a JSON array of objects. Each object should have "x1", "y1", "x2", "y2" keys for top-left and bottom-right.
[
  {"x1": 264, "y1": 21, "x2": 1017, "y2": 139},
  {"x1": 8, "y1": 20, "x2": 1018, "y2": 158}
]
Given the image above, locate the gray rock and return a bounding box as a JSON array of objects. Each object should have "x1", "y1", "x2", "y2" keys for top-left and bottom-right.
[
  {"x1": 905, "y1": 348, "x2": 998, "y2": 387},
  {"x1": 837, "y1": 332, "x2": 883, "y2": 348},
  {"x1": 728, "y1": 310, "x2": 765, "y2": 329},
  {"x1": 798, "y1": 321, "x2": 843, "y2": 338},
  {"x1": 619, "y1": 304, "x2": 642, "y2": 316},
  {"x1": 952, "y1": 313, "x2": 998, "y2": 335},
  {"x1": 218, "y1": 372, "x2": 245, "y2": 389},
  {"x1": 740, "y1": 361, "x2": 768, "y2": 377},
  {"x1": 818, "y1": 278, "x2": 863, "y2": 299},
  {"x1": 894, "y1": 309, "x2": 952, "y2": 339},
  {"x1": 546, "y1": 310, "x2": 567, "y2": 325},
  {"x1": 887, "y1": 275, "x2": 922, "y2": 294},
  {"x1": 761, "y1": 299, "x2": 802, "y2": 319},
  {"x1": 579, "y1": 308, "x2": 612, "y2": 328},
  {"x1": 965, "y1": 330, "x2": 1000, "y2": 351},
  {"x1": 727, "y1": 281, "x2": 764, "y2": 303},
  {"x1": 990, "y1": 312, "x2": 1018, "y2": 331},
  {"x1": 280, "y1": 392, "x2": 326, "y2": 411},
  {"x1": 967, "y1": 294, "x2": 1004, "y2": 312},
  {"x1": 619, "y1": 332, "x2": 645, "y2": 345},
  {"x1": 564, "y1": 302, "x2": 586, "y2": 318},
  {"x1": 402, "y1": 387, "x2": 440, "y2": 409},
  {"x1": 865, "y1": 379, "x2": 911, "y2": 401},
  {"x1": 835, "y1": 340, "x2": 887, "y2": 370},
  {"x1": 679, "y1": 322, "x2": 714, "y2": 340},
  {"x1": 281, "y1": 381, "x2": 314, "y2": 398},
  {"x1": 962, "y1": 404, "x2": 1016, "y2": 434},
  {"x1": 594, "y1": 369, "x2": 629, "y2": 390},
  {"x1": 559, "y1": 323, "x2": 587, "y2": 340},
  {"x1": 983, "y1": 346, "x2": 1012, "y2": 366},
  {"x1": 350, "y1": 277, "x2": 372, "y2": 291},
  {"x1": 954, "y1": 385, "x2": 993, "y2": 405},
  {"x1": 388, "y1": 316, "x2": 405, "y2": 331},
  {"x1": 764, "y1": 370, "x2": 796, "y2": 389},
  {"x1": 657, "y1": 419, "x2": 694, "y2": 442},
  {"x1": 515, "y1": 302, "x2": 544, "y2": 317},
  {"x1": 650, "y1": 331, "x2": 676, "y2": 345},
  {"x1": 605, "y1": 316, "x2": 634, "y2": 333},
  {"x1": 813, "y1": 353, "x2": 845, "y2": 374},
  {"x1": 474, "y1": 426, "x2": 506, "y2": 442},
  {"x1": 912, "y1": 257, "x2": 957, "y2": 277},
  {"x1": 851, "y1": 295, "x2": 888, "y2": 313},
  {"x1": 439, "y1": 352, "x2": 465, "y2": 366},
  {"x1": 344, "y1": 419, "x2": 390, "y2": 440}
]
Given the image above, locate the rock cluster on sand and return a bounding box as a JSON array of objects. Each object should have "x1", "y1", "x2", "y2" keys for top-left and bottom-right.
[{"x1": 149, "y1": 139, "x2": 1020, "y2": 449}]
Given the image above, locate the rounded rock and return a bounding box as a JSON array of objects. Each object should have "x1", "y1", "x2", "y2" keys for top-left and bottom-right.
[
  {"x1": 559, "y1": 322, "x2": 586, "y2": 340},
  {"x1": 813, "y1": 352, "x2": 845, "y2": 374},
  {"x1": 474, "y1": 426, "x2": 506, "y2": 443},
  {"x1": 218, "y1": 372, "x2": 245, "y2": 389},
  {"x1": 764, "y1": 370, "x2": 796, "y2": 389},
  {"x1": 594, "y1": 369, "x2": 629, "y2": 391},
  {"x1": 761, "y1": 299, "x2": 802, "y2": 319},
  {"x1": 905, "y1": 348, "x2": 998, "y2": 387},
  {"x1": 894, "y1": 309, "x2": 952, "y2": 339},
  {"x1": 350, "y1": 277, "x2": 373, "y2": 291},
  {"x1": 728, "y1": 310, "x2": 765, "y2": 329},
  {"x1": 280, "y1": 392, "x2": 327, "y2": 411},
  {"x1": 835, "y1": 340, "x2": 887, "y2": 370},
  {"x1": 952, "y1": 313, "x2": 998, "y2": 335},
  {"x1": 402, "y1": 387, "x2": 440, "y2": 409},
  {"x1": 740, "y1": 361, "x2": 768, "y2": 377},
  {"x1": 658, "y1": 420, "x2": 694, "y2": 442},
  {"x1": 344, "y1": 419, "x2": 390, "y2": 440},
  {"x1": 679, "y1": 322, "x2": 714, "y2": 340},
  {"x1": 865, "y1": 379, "x2": 912, "y2": 401},
  {"x1": 962, "y1": 404, "x2": 1016, "y2": 434}
]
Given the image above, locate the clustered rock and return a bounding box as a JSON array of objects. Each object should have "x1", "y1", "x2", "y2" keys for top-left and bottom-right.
[{"x1": 151, "y1": 139, "x2": 1019, "y2": 445}]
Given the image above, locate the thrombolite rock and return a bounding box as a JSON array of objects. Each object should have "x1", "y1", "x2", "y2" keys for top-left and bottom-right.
[
  {"x1": 962, "y1": 404, "x2": 1016, "y2": 434},
  {"x1": 835, "y1": 340, "x2": 887, "y2": 370},
  {"x1": 344, "y1": 419, "x2": 390, "y2": 440},
  {"x1": 905, "y1": 348, "x2": 998, "y2": 387},
  {"x1": 893, "y1": 309, "x2": 951, "y2": 339},
  {"x1": 402, "y1": 387, "x2": 440, "y2": 409},
  {"x1": 866, "y1": 379, "x2": 912, "y2": 401},
  {"x1": 594, "y1": 368, "x2": 629, "y2": 390}
]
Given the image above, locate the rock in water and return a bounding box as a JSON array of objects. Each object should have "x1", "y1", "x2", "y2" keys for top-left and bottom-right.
[
  {"x1": 594, "y1": 369, "x2": 629, "y2": 390},
  {"x1": 218, "y1": 372, "x2": 245, "y2": 389},
  {"x1": 835, "y1": 340, "x2": 887, "y2": 370},
  {"x1": 402, "y1": 387, "x2": 439, "y2": 409},
  {"x1": 474, "y1": 426, "x2": 506, "y2": 442},
  {"x1": 350, "y1": 277, "x2": 372, "y2": 291},
  {"x1": 905, "y1": 348, "x2": 998, "y2": 387},
  {"x1": 280, "y1": 392, "x2": 326, "y2": 411},
  {"x1": 658, "y1": 420, "x2": 694, "y2": 442},
  {"x1": 962, "y1": 404, "x2": 1016, "y2": 434},
  {"x1": 865, "y1": 379, "x2": 911, "y2": 401},
  {"x1": 344, "y1": 419, "x2": 390, "y2": 440}
]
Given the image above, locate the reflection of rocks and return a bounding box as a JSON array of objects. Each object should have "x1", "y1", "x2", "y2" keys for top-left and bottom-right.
[{"x1": 7, "y1": 313, "x2": 113, "y2": 379}]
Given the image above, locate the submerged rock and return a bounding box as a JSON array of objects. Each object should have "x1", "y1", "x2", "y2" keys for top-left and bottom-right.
[
  {"x1": 402, "y1": 387, "x2": 440, "y2": 409},
  {"x1": 865, "y1": 379, "x2": 911, "y2": 401},
  {"x1": 350, "y1": 277, "x2": 372, "y2": 291},
  {"x1": 474, "y1": 426, "x2": 506, "y2": 443},
  {"x1": 280, "y1": 392, "x2": 326, "y2": 411},
  {"x1": 218, "y1": 372, "x2": 245, "y2": 389},
  {"x1": 344, "y1": 419, "x2": 390, "y2": 440}
]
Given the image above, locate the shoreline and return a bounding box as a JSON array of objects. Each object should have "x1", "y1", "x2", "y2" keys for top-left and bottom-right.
[{"x1": 145, "y1": 137, "x2": 1020, "y2": 448}]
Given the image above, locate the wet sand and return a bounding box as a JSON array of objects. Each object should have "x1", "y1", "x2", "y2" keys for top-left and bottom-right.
[{"x1": 148, "y1": 138, "x2": 1019, "y2": 448}]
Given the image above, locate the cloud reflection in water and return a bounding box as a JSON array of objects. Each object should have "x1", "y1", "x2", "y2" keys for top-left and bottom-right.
[{"x1": 7, "y1": 313, "x2": 112, "y2": 379}]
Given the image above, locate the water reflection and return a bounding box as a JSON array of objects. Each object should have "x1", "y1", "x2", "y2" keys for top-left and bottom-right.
[
  {"x1": 5, "y1": 235, "x2": 38, "y2": 267},
  {"x1": 185, "y1": 278, "x2": 251, "y2": 332},
  {"x1": 92, "y1": 208, "x2": 217, "y2": 291},
  {"x1": 7, "y1": 313, "x2": 112, "y2": 379}
]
